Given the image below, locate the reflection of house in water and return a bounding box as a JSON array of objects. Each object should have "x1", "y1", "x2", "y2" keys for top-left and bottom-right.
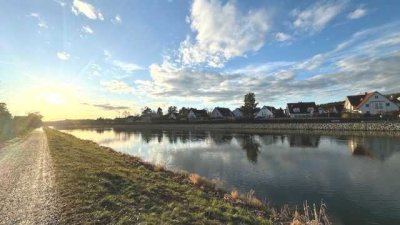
[
  {"x1": 347, "y1": 136, "x2": 400, "y2": 160},
  {"x1": 288, "y1": 135, "x2": 320, "y2": 148},
  {"x1": 189, "y1": 131, "x2": 208, "y2": 142},
  {"x1": 209, "y1": 132, "x2": 233, "y2": 145},
  {"x1": 236, "y1": 135, "x2": 260, "y2": 163},
  {"x1": 258, "y1": 134, "x2": 280, "y2": 146}
]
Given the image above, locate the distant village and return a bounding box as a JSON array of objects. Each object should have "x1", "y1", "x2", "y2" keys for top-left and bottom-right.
[{"x1": 122, "y1": 91, "x2": 400, "y2": 123}]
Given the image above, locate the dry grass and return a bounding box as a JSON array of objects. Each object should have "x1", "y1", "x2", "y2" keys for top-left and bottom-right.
[
  {"x1": 230, "y1": 190, "x2": 239, "y2": 201},
  {"x1": 271, "y1": 201, "x2": 331, "y2": 225},
  {"x1": 153, "y1": 163, "x2": 165, "y2": 172},
  {"x1": 189, "y1": 173, "x2": 203, "y2": 185},
  {"x1": 244, "y1": 190, "x2": 264, "y2": 208}
]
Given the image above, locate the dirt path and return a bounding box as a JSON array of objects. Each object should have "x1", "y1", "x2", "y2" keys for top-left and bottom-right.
[{"x1": 0, "y1": 128, "x2": 58, "y2": 225}]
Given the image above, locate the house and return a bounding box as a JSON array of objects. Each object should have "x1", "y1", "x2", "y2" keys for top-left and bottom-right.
[
  {"x1": 318, "y1": 101, "x2": 344, "y2": 116},
  {"x1": 126, "y1": 115, "x2": 136, "y2": 123},
  {"x1": 255, "y1": 106, "x2": 275, "y2": 119},
  {"x1": 344, "y1": 91, "x2": 399, "y2": 115},
  {"x1": 168, "y1": 113, "x2": 179, "y2": 120},
  {"x1": 210, "y1": 107, "x2": 234, "y2": 120},
  {"x1": 232, "y1": 108, "x2": 243, "y2": 119},
  {"x1": 187, "y1": 109, "x2": 209, "y2": 121},
  {"x1": 286, "y1": 102, "x2": 317, "y2": 118}
]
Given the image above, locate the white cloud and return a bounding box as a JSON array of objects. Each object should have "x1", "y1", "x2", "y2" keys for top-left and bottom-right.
[
  {"x1": 29, "y1": 13, "x2": 48, "y2": 29},
  {"x1": 178, "y1": 0, "x2": 269, "y2": 68},
  {"x1": 292, "y1": 1, "x2": 345, "y2": 34},
  {"x1": 82, "y1": 25, "x2": 93, "y2": 34},
  {"x1": 111, "y1": 14, "x2": 122, "y2": 24},
  {"x1": 53, "y1": 0, "x2": 66, "y2": 7},
  {"x1": 348, "y1": 7, "x2": 367, "y2": 20},
  {"x1": 100, "y1": 80, "x2": 133, "y2": 94},
  {"x1": 133, "y1": 22, "x2": 400, "y2": 105},
  {"x1": 56, "y1": 51, "x2": 70, "y2": 60},
  {"x1": 72, "y1": 0, "x2": 104, "y2": 20},
  {"x1": 296, "y1": 54, "x2": 324, "y2": 70},
  {"x1": 275, "y1": 32, "x2": 292, "y2": 42},
  {"x1": 112, "y1": 60, "x2": 143, "y2": 73}
]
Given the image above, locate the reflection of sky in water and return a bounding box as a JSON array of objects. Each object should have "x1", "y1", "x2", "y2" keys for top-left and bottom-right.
[{"x1": 61, "y1": 129, "x2": 400, "y2": 225}]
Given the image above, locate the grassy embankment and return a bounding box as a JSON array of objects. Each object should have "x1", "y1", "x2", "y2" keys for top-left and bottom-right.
[{"x1": 45, "y1": 128, "x2": 272, "y2": 224}]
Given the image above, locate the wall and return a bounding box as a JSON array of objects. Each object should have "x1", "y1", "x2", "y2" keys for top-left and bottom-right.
[{"x1": 106, "y1": 122, "x2": 400, "y2": 132}]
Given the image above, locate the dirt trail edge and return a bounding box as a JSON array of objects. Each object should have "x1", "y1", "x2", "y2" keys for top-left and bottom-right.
[{"x1": 0, "y1": 128, "x2": 58, "y2": 225}]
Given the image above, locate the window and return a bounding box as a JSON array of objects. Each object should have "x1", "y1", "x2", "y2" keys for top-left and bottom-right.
[
  {"x1": 386, "y1": 103, "x2": 390, "y2": 107},
  {"x1": 366, "y1": 104, "x2": 369, "y2": 107},
  {"x1": 375, "y1": 95, "x2": 378, "y2": 99}
]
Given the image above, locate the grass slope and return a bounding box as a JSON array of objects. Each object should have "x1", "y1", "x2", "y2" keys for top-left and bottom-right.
[{"x1": 45, "y1": 128, "x2": 271, "y2": 224}]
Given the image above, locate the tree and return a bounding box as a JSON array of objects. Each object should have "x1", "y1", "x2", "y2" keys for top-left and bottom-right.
[
  {"x1": 0, "y1": 103, "x2": 12, "y2": 124},
  {"x1": 240, "y1": 93, "x2": 258, "y2": 119},
  {"x1": 141, "y1": 107, "x2": 153, "y2": 116},
  {"x1": 178, "y1": 107, "x2": 190, "y2": 117},
  {"x1": 168, "y1": 106, "x2": 177, "y2": 115},
  {"x1": 156, "y1": 107, "x2": 163, "y2": 117}
]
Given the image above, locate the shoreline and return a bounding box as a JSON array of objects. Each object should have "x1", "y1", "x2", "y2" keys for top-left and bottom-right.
[{"x1": 52, "y1": 121, "x2": 400, "y2": 134}]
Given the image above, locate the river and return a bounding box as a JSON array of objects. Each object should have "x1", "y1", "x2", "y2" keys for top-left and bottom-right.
[{"x1": 60, "y1": 128, "x2": 400, "y2": 225}]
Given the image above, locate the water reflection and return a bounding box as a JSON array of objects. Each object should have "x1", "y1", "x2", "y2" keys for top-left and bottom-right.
[
  {"x1": 288, "y1": 135, "x2": 320, "y2": 148},
  {"x1": 237, "y1": 135, "x2": 260, "y2": 163},
  {"x1": 60, "y1": 128, "x2": 400, "y2": 225}
]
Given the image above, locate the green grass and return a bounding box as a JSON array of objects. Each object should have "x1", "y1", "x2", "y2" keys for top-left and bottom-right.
[{"x1": 45, "y1": 128, "x2": 272, "y2": 224}]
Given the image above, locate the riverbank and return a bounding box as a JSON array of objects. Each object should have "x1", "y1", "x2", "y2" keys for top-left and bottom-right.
[
  {"x1": 53, "y1": 121, "x2": 400, "y2": 132},
  {"x1": 44, "y1": 128, "x2": 275, "y2": 224}
]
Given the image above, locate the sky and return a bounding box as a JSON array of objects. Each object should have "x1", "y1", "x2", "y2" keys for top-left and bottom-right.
[{"x1": 0, "y1": 0, "x2": 399, "y2": 120}]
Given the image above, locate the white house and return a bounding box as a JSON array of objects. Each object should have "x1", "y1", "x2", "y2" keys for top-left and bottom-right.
[
  {"x1": 187, "y1": 109, "x2": 208, "y2": 121},
  {"x1": 232, "y1": 108, "x2": 243, "y2": 119},
  {"x1": 344, "y1": 91, "x2": 399, "y2": 115},
  {"x1": 210, "y1": 107, "x2": 234, "y2": 120},
  {"x1": 286, "y1": 102, "x2": 317, "y2": 118},
  {"x1": 255, "y1": 106, "x2": 275, "y2": 119},
  {"x1": 168, "y1": 113, "x2": 178, "y2": 120}
]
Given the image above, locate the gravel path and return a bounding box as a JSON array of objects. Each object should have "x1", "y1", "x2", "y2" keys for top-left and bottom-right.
[{"x1": 0, "y1": 128, "x2": 58, "y2": 225}]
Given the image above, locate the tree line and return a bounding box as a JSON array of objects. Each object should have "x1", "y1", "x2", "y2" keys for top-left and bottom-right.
[{"x1": 0, "y1": 103, "x2": 42, "y2": 142}]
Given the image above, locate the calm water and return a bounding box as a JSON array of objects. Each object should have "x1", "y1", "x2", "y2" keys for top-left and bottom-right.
[{"x1": 61, "y1": 128, "x2": 400, "y2": 225}]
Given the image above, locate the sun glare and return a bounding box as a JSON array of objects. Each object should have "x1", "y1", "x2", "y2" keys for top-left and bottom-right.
[{"x1": 44, "y1": 92, "x2": 65, "y2": 105}]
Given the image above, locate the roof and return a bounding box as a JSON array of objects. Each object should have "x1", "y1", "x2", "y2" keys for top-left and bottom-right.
[
  {"x1": 262, "y1": 106, "x2": 276, "y2": 112},
  {"x1": 190, "y1": 109, "x2": 208, "y2": 118},
  {"x1": 346, "y1": 95, "x2": 365, "y2": 107},
  {"x1": 214, "y1": 107, "x2": 233, "y2": 117},
  {"x1": 355, "y1": 92, "x2": 376, "y2": 109},
  {"x1": 318, "y1": 101, "x2": 345, "y2": 112},
  {"x1": 346, "y1": 91, "x2": 386, "y2": 109},
  {"x1": 287, "y1": 102, "x2": 317, "y2": 114}
]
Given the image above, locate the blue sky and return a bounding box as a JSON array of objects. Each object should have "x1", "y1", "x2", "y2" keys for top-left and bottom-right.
[{"x1": 0, "y1": 0, "x2": 399, "y2": 120}]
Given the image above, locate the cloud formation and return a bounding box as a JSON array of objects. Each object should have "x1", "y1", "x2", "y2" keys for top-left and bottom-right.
[
  {"x1": 134, "y1": 23, "x2": 400, "y2": 105},
  {"x1": 178, "y1": 0, "x2": 269, "y2": 68},
  {"x1": 292, "y1": 1, "x2": 345, "y2": 34},
  {"x1": 83, "y1": 103, "x2": 130, "y2": 110},
  {"x1": 275, "y1": 32, "x2": 292, "y2": 42},
  {"x1": 57, "y1": 51, "x2": 70, "y2": 60},
  {"x1": 29, "y1": 13, "x2": 48, "y2": 29},
  {"x1": 82, "y1": 25, "x2": 93, "y2": 34},
  {"x1": 348, "y1": 7, "x2": 367, "y2": 20},
  {"x1": 112, "y1": 60, "x2": 143, "y2": 73},
  {"x1": 72, "y1": 0, "x2": 104, "y2": 20},
  {"x1": 100, "y1": 80, "x2": 133, "y2": 94}
]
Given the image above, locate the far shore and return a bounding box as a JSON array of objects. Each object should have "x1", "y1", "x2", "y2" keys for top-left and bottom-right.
[{"x1": 51, "y1": 121, "x2": 400, "y2": 136}]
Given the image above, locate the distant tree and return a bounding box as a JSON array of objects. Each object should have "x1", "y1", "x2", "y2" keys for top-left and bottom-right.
[
  {"x1": 0, "y1": 103, "x2": 12, "y2": 124},
  {"x1": 122, "y1": 111, "x2": 131, "y2": 118},
  {"x1": 240, "y1": 93, "x2": 258, "y2": 119},
  {"x1": 26, "y1": 112, "x2": 43, "y2": 128},
  {"x1": 168, "y1": 106, "x2": 177, "y2": 115},
  {"x1": 156, "y1": 107, "x2": 163, "y2": 117},
  {"x1": 0, "y1": 103, "x2": 13, "y2": 139},
  {"x1": 178, "y1": 107, "x2": 190, "y2": 117},
  {"x1": 141, "y1": 107, "x2": 153, "y2": 116}
]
